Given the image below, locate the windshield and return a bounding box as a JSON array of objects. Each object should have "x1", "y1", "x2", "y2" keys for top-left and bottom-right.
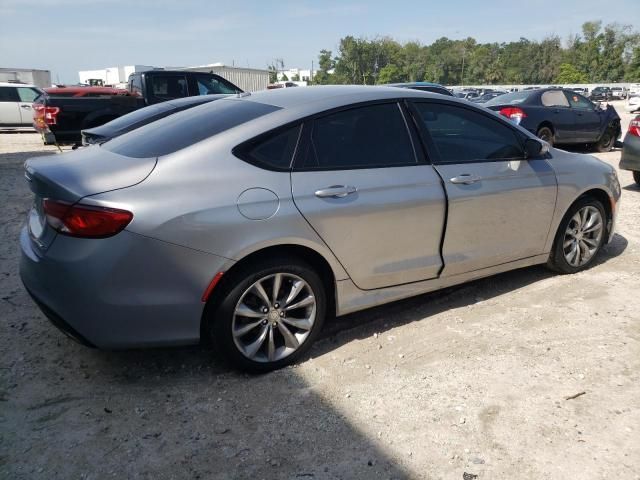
[
  {"x1": 195, "y1": 74, "x2": 241, "y2": 95},
  {"x1": 485, "y1": 90, "x2": 532, "y2": 106}
]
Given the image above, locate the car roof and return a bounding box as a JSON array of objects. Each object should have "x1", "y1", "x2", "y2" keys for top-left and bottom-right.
[
  {"x1": 0, "y1": 81, "x2": 39, "y2": 88},
  {"x1": 164, "y1": 94, "x2": 231, "y2": 107},
  {"x1": 240, "y1": 85, "x2": 448, "y2": 111},
  {"x1": 385, "y1": 82, "x2": 446, "y2": 88}
]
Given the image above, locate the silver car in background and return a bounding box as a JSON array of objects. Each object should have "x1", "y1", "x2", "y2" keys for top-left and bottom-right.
[{"x1": 20, "y1": 86, "x2": 621, "y2": 372}]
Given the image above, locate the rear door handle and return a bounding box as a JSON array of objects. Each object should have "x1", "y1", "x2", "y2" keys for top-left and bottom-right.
[
  {"x1": 314, "y1": 185, "x2": 357, "y2": 198},
  {"x1": 450, "y1": 174, "x2": 481, "y2": 185}
]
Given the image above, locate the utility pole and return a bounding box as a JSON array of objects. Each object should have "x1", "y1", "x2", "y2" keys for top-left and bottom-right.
[
  {"x1": 311, "y1": 60, "x2": 314, "y2": 84},
  {"x1": 461, "y1": 48, "x2": 465, "y2": 88}
]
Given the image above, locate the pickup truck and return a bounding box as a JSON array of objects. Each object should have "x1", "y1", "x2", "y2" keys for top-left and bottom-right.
[{"x1": 33, "y1": 70, "x2": 242, "y2": 145}]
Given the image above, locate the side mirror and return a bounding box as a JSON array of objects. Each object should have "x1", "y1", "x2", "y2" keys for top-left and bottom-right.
[{"x1": 524, "y1": 138, "x2": 548, "y2": 158}]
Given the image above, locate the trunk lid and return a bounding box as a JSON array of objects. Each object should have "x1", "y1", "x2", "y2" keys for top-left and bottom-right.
[{"x1": 24, "y1": 146, "x2": 156, "y2": 250}]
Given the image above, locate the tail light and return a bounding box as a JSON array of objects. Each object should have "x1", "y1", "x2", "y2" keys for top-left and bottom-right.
[
  {"x1": 43, "y1": 199, "x2": 133, "y2": 238},
  {"x1": 499, "y1": 107, "x2": 527, "y2": 124},
  {"x1": 628, "y1": 118, "x2": 640, "y2": 137},
  {"x1": 32, "y1": 104, "x2": 60, "y2": 126}
]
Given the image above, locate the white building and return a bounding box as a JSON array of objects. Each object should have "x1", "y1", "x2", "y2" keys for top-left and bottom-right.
[
  {"x1": 78, "y1": 65, "x2": 157, "y2": 87},
  {"x1": 278, "y1": 68, "x2": 318, "y2": 84},
  {"x1": 0, "y1": 68, "x2": 51, "y2": 88}
]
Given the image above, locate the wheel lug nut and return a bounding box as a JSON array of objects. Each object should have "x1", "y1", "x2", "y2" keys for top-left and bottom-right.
[
  {"x1": 262, "y1": 307, "x2": 268, "y2": 313},
  {"x1": 261, "y1": 319, "x2": 267, "y2": 325},
  {"x1": 272, "y1": 322, "x2": 277, "y2": 327},
  {"x1": 274, "y1": 303, "x2": 279, "y2": 308},
  {"x1": 280, "y1": 311, "x2": 284, "y2": 317}
]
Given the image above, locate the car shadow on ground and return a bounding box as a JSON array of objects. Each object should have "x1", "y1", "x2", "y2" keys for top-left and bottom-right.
[{"x1": 622, "y1": 182, "x2": 639, "y2": 192}]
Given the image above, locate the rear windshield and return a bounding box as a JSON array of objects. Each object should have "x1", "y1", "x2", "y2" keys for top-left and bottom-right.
[
  {"x1": 484, "y1": 90, "x2": 532, "y2": 106},
  {"x1": 96, "y1": 102, "x2": 176, "y2": 131},
  {"x1": 102, "y1": 98, "x2": 280, "y2": 158}
]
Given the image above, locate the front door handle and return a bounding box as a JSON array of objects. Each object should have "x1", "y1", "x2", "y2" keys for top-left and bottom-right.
[
  {"x1": 20, "y1": 104, "x2": 32, "y2": 109},
  {"x1": 450, "y1": 174, "x2": 481, "y2": 185},
  {"x1": 314, "y1": 185, "x2": 357, "y2": 198}
]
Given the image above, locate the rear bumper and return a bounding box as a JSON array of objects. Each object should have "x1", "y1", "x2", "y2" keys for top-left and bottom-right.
[
  {"x1": 620, "y1": 134, "x2": 640, "y2": 172},
  {"x1": 20, "y1": 227, "x2": 232, "y2": 349}
]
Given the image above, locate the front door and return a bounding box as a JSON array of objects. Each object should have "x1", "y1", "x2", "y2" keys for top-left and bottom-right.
[
  {"x1": 16, "y1": 87, "x2": 41, "y2": 126},
  {"x1": 411, "y1": 101, "x2": 557, "y2": 277},
  {"x1": 291, "y1": 102, "x2": 447, "y2": 290},
  {"x1": 564, "y1": 91, "x2": 602, "y2": 142}
]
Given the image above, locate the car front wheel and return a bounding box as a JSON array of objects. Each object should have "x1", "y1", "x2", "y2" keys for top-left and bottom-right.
[
  {"x1": 537, "y1": 126, "x2": 554, "y2": 146},
  {"x1": 208, "y1": 258, "x2": 326, "y2": 372},
  {"x1": 547, "y1": 196, "x2": 607, "y2": 274}
]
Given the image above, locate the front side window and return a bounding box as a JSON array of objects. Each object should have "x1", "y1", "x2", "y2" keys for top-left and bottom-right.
[
  {"x1": 414, "y1": 102, "x2": 524, "y2": 164},
  {"x1": 195, "y1": 74, "x2": 240, "y2": 95},
  {"x1": 299, "y1": 103, "x2": 416, "y2": 170},
  {"x1": 564, "y1": 91, "x2": 594, "y2": 110},
  {"x1": 0, "y1": 87, "x2": 19, "y2": 102},
  {"x1": 541, "y1": 91, "x2": 570, "y2": 107},
  {"x1": 150, "y1": 75, "x2": 188, "y2": 100}
]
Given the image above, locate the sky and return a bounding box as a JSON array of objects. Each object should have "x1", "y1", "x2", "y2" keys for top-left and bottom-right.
[{"x1": 1, "y1": 0, "x2": 639, "y2": 84}]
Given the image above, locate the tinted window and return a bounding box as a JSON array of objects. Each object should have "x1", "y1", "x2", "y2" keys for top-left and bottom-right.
[
  {"x1": 150, "y1": 75, "x2": 188, "y2": 100},
  {"x1": 414, "y1": 103, "x2": 524, "y2": 163},
  {"x1": 300, "y1": 103, "x2": 416, "y2": 170},
  {"x1": 0, "y1": 87, "x2": 18, "y2": 102},
  {"x1": 17, "y1": 87, "x2": 40, "y2": 102},
  {"x1": 541, "y1": 90, "x2": 570, "y2": 107},
  {"x1": 564, "y1": 91, "x2": 594, "y2": 110},
  {"x1": 236, "y1": 125, "x2": 301, "y2": 170},
  {"x1": 103, "y1": 99, "x2": 280, "y2": 158},
  {"x1": 130, "y1": 75, "x2": 143, "y2": 97},
  {"x1": 484, "y1": 90, "x2": 532, "y2": 106},
  {"x1": 195, "y1": 74, "x2": 240, "y2": 95}
]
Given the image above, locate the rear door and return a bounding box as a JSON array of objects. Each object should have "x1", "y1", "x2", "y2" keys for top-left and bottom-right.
[
  {"x1": 540, "y1": 90, "x2": 574, "y2": 141},
  {"x1": 564, "y1": 91, "x2": 601, "y2": 142},
  {"x1": 410, "y1": 100, "x2": 557, "y2": 277},
  {"x1": 16, "y1": 87, "x2": 41, "y2": 125},
  {"x1": 291, "y1": 102, "x2": 446, "y2": 290},
  {"x1": 0, "y1": 86, "x2": 21, "y2": 126}
]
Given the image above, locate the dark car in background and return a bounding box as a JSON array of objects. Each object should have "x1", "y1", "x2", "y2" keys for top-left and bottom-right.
[
  {"x1": 484, "y1": 88, "x2": 621, "y2": 151},
  {"x1": 590, "y1": 86, "x2": 611, "y2": 102},
  {"x1": 471, "y1": 91, "x2": 507, "y2": 103},
  {"x1": 620, "y1": 115, "x2": 640, "y2": 186},
  {"x1": 81, "y1": 94, "x2": 230, "y2": 145},
  {"x1": 33, "y1": 71, "x2": 242, "y2": 146},
  {"x1": 453, "y1": 90, "x2": 480, "y2": 101},
  {"x1": 386, "y1": 82, "x2": 453, "y2": 96}
]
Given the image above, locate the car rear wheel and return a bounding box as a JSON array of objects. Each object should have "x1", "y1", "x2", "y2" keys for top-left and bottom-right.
[
  {"x1": 537, "y1": 126, "x2": 554, "y2": 146},
  {"x1": 208, "y1": 258, "x2": 326, "y2": 372},
  {"x1": 546, "y1": 196, "x2": 606, "y2": 274},
  {"x1": 634, "y1": 171, "x2": 640, "y2": 186}
]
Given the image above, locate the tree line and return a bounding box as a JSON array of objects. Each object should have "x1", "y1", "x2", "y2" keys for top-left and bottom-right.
[{"x1": 308, "y1": 21, "x2": 640, "y2": 86}]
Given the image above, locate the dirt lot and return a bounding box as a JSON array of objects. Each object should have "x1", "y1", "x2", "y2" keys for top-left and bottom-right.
[{"x1": 1, "y1": 104, "x2": 639, "y2": 480}]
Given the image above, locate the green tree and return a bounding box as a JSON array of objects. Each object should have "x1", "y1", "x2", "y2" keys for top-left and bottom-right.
[
  {"x1": 377, "y1": 64, "x2": 402, "y2": 84},
  {"x1": 555, "y1": 63, "x2": 588, "y2": 84}
]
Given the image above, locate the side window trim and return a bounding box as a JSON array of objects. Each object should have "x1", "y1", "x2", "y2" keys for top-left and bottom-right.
[
  {"x1": 292, "y1": 100, "x2": 419, "y2": 172},
  {"x1": 408, "y1": 99, "x2": 527, "y2": 165}
]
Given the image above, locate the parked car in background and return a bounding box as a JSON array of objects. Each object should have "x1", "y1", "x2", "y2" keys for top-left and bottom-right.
[
  {"x1": 590, "y1": 86, "x2": 611, "y2": 102},
  {"x1": 485, "y1": 88, "x2": 621, "y2": 151},
  {"x1": 569, "y1": 87, "x2": 589, "y2": 96},
  {"x1": 33, "y1": 71, "x2": 242, "y2": 146},
  {"x1": 470, "y1": 91, "x2": 507, "y2": 103},
  {"x1": 610, "y1": 86, "x2": 627, "y2": 99},
  {"x1": 620, "y1": 115, "x2": 640, "y2": 186},
  {"x1": 386, "y1": 82, "x2": 453, "y2": 96},
  {"x1": 625, "y1": 95, "x2": 640, "y2": 113},
  {"x1": 81, "y1": 94, "x2": 230, "y2": 145},
  {"x1": 453, "y1": 90, "x2": 480, "y2": 100},
  {"x1": 0, "y1": 82, "x2": 43, "y2": 130},
  {"x1": 20, "y1": 86, "x2": 620, "y2": 372}
]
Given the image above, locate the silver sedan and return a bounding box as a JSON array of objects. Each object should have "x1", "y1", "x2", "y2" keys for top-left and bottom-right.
[{"x1": 20, "y1": 86, "x2": 621, "y2": 371}]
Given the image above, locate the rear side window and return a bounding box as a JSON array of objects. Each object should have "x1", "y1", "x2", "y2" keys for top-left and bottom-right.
[
  {"x1": 17, "y1": 87, "x2": 40, "y2": 102},
  {"x1": 541, "y1": 91, "x2": 569, "y2": 107},
  {"x1": 414, "y1": 102, "x2": 524, "y2": 163},
  {"x1": 234, "y1": 125, "x2": 301, "y2": 171},
  {"x1": 0, "y1": 87, "x2": 19, "y2": 102},
  {"x1": 103, "y1": 99, "x2": 280, "y2": 158},
  {"x1": 298, "y1": 103, "x2": 416, "y2": 170}
]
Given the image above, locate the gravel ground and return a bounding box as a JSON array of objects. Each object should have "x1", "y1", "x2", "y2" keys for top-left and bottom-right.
[{"x1": 1, "y1": 104, "x2": 639, "y2": 479}]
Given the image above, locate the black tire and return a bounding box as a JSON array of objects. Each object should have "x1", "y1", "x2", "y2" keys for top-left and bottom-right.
[
  {"x1": 546, "y1": 196, "x2": 607, "y2": 274},
  {"x1": 595, "y1": 127, "x2": 616, "y2": 152},
  {"x1": 207, "y1": 257, "x2": 326, "y2": 373},
  {"x1": 537, "y1": 126, "x2": 554, "y2": 146},
  {"x1": 634, "y1": 171, "x2": 640, "y2": 186}
]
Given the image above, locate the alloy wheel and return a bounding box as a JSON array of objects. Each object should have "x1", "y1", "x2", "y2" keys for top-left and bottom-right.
[
  {"x1": 232, "y1": 273, "x2": 316, "y2": 363},
  {"x1": 562, "y1": 206, "x2": 604, "y2": 267}
]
